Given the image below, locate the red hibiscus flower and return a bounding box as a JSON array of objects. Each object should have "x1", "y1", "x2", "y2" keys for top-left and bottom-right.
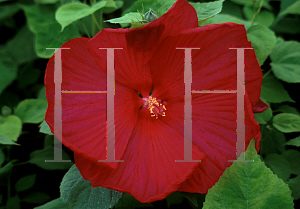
[
  {"x1": 45, "y1": 0, "x2": 262, "y2": 203},
  {"x1": 253, "y1": 99, "x2": 269, "y2": 113}
]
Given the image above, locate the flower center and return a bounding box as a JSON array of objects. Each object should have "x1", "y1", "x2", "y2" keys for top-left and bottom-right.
[{"x1": 142, "y1": 96, "x2": 167, "y2": 119}]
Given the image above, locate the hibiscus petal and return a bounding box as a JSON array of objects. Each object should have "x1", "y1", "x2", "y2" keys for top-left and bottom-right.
[
  {"x1": 147, "y1": 23, "x2": 262, "y2": 193},
  {"x1": 123, "y1": 0, "x2": 198, "y2": 65},
  {"x1": 178, "y1": 91, "x2": 260, "y2": 193},
  {"x1": 74, "y1": 107, "x2": 206, "y2": 203},
  {"x1": 45, "y1": 38, "x2": 139, "y2": 169},
  {"x1": 150, "y1": 22, "x2": 262, "y2": 150},
  {"x1": 86, "y1": 29, "x2": 154, "y2": 97},
  {"x1": 252, "y1": 99, "x2": 269, "y2": 113},
  {"x1": 245, "y1": 93, "x2": 261, "y2": 152},
  {"x1": 44, "y1": 0, "x2": 265, "y2": 203},
  {"x1": 150, "y1": 23, "x2": 262, "y2": 107},
  {"x1": 86, "y1": 0, "x2": 198, "y2": 97}
]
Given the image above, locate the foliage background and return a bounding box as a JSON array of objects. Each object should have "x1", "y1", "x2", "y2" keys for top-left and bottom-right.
[{"x1": 0, "y1": 0, "x2": 300, "y2": 208}]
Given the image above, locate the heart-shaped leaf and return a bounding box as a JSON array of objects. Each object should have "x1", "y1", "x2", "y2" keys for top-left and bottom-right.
[
  {"x1": 55, "y1": 1, "x2": 107, "y2": 31},
  {"x1": 0, "y1": 115, "x2": 22, "y2": 142}
]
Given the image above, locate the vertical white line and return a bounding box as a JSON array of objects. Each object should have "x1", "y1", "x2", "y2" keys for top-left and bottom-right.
[
  {"x1": 107, "y1": 48, "x2": 115, "y2": 161},
  {"x1": 229, "y1": 48, "x2": 253, "y2": 162},
  {"x1": 98, "y1": 48, "x2": 123, "y2": 162},
  {"x1": 184, "y1": 48, "x2": 192, "y2": 161},
  {"x1": 46, "y1": 48, "x2": 71, "y2": 163},
  {"x1": 176, "y1": 48, "x2": 201, "y2": 162}
]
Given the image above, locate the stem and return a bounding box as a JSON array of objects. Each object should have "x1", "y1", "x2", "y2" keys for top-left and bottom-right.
[
  {"x1": 91, "y1": 0, "x2": 96, "y2": 36},
  {"x1": 14, "y1": 161, "x2": 29, "y2": 166},
  {"x1": 81, "y1": 20, "x2": 91, "y2": 38},
  {"x1": 263, "y1": 69, "x2": 272, "y2": 79},
  {"x1": 92, "y1": 17, "x2": 95, "y2": 37},
  {"x1": 8, "y1": 176, "x2": 11, "y2": 198},
  {"x1": 99, "y1": 9, "x2": 103, "y2": 31},
  {"x1": 250, "y1": 0, "x2": 264, "y2": 27},
  {"x1": 7, "y1": 148, "x2": 11, "y2": 199},
  {"x1": 92, "y1": 13, "x2": 101, "y2": 31},
  {"x1": 260, "y1": 124, "x2": 265, "y2": 136}
]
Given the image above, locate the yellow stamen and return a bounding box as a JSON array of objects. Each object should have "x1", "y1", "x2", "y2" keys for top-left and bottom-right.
[{"x1": 143, "y1": 96, "x2": 167, "y2": 119}]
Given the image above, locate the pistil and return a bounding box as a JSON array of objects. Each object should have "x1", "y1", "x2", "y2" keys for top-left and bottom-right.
[{"x1": 142, "y1": 96, "x2": 167, "y2": 119}]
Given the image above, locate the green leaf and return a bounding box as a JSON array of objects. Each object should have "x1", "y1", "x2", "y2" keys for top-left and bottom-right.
[
  {"x1": 106, "y1": 12, "x2": 144, "y2": 24},
  {"x1": 271, "y1": 17, "x2": 300, "y2": 34},
  {"x1": 285, "y1": 136, "x2": 300, "y2": 147},
  {"x1": 19, "y1": 4, "x2": 80, "y2": 58},
  {"x1": 34, "y1": 0, "x2": 60, "y2": 3},
  {"x1": 0, "y1": 91, "x2": 21, "y2": 110},
  {"x1": 0, "y1": 115, "x2": 22, "y2": 142},
  {"x1": 37, "y1": 86, "x2": 47, "y2": 100},
  {"x1": 76, "y1": 8, "x2": 110, "y2": 35},
  {"x1": 6, "y1": 26, "x2": 37, "y2": 65},
  {"x1": 44, "y1": 135, "x2": 54, "y2": 148},
  {"x1": 1, "y1": 106, "x2": 12, "y2": 117},
  {"x1": 243, "y1": 6, "x2": 275, "y2": 27},
  {"x1": 39, "y1": 120, "x2": 53, "y2": 135},
  {"x1": 281, "y1": 150, "x2": 300, "y2": 175},
  {"x1": 0, "y1": 133, "x2": 19, "y2": 145},
  {"x1": 60, "y1": 0, "x2": 81, "y2": 4},
  {"x1": 34, "y1": 198, "x2": 70, "y2": 209},
  {"x1": 35, "y1": 23, "x2": 80, "y2": 58},
  {"x1": 0, "y1": 50, "x2": 18, "y2": 96},
  {"x1": 17, "y1": 63, "x2": 41, "y2": 89},
  {"x1": 187, "y1": 193, "x2": 206, "y2": 209},
  {"x1": 166, "y1": 192, "x2": 183, "y2": 208},
  {"x1": 115, "y1": 193, "x2": 153, "y2": 208},
  {"x1": 102, "y1": 0, "x2": 123, "y2": 14},
  {"x1": 23, "y1": 192, "x2": 51, "y2": 204},
  {"x1": 55, "y1": 1, "x2": 107, "y2": 31},
  {"x1": 260, "y1": 73, "x2": 295, "y2": 103},
  {"x1": 19, "y1": 4, "x2": 58, "y2": 34},
  {"x1": 260, "y1": 126, "x2": 286, "y2": 156},
  {"x1": 130, "y1": 23, "x2": 147, "y2": 29},
  {"x1": 15, "y1": 174, "x2": 36, "y2": 192},
  {"x1": 165, "y1": 192, "x2": 184, "y2": 208},
  {"x1": 247, "y1": 25, "x2": 276, "y2": 66},
  {"x1": 202, "y1": 139, "x2": 294, "y2": 209},
  {"x1": 263, "y1": 153, "x2": 292, "y2": 181},
  {"x1": 201, "y1": 14, "x2": 251, "y2": 30},
  {"x1": 29, "y1": 145, "x2": 73, "y2": 170},
  {"x1": 273, "y1": 113, "x2": 300, "y2": 133},
  {"x1": 179, "y1": 192, "x2": 198, "y2": 207},
  {"x1": 278, "y1": 0, "x2": 300, "y2": 17},
  {"x1": 122, "y1": 0, "x2": 176, "y2": 17},
  {"x1": 0, "y1": 149, "x2": 4, "y2": 167},
  {"x1": 254, "y1": 105, "x2": 272, "y2": 124},
  {"x1": 221, "y1": 0, "x2": 244, "y2": 18},
  {"x1": 287, "y1": 175, "x2": 300, "y2": 200},
  {"x1": 190, "y1": 0, "x2": 225, "y2": 22},
  {"x1": 60, "y1": 164, "x2": 122, "y2": 209},
  {"x1": 270, "y1": 40, "x2": 300, "y2": 83},
  {"x1": 0, "y1": 160, "x2": 17, "y2": 180},
  {"x1": 6, "y1": 195, "x2": 21, "y2": 209},
  {"x1": 120, "y1": 0, "x2": 136, "y2": 11},
  {"x1": 230, "y1": 0, "x2": 272, "y2": 10},
  {"x1": 0, "y1": 4, "x2": 20, "y2": 21},
  {"x1": 14, "y1": 99, "x2": 47, "y2": 124},
  {"x1": 277, "y1": 105, "x2": 300, "y2": 116}
]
